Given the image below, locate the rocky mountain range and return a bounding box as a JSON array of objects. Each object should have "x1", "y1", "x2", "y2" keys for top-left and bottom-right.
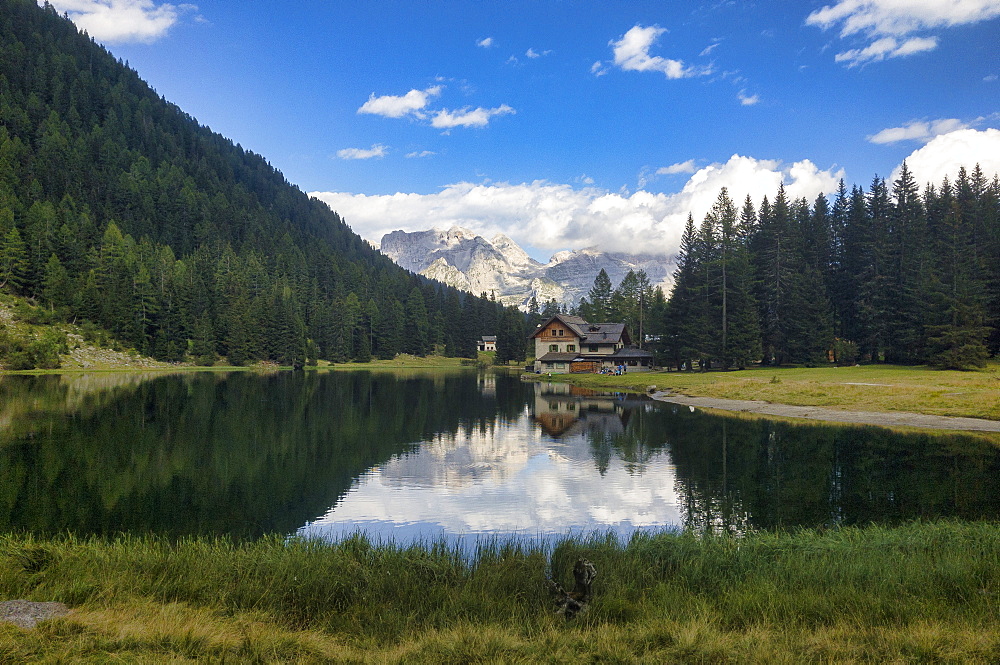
[{"x1": 378, "y1": 227, "x2": 673, "y2": 309}]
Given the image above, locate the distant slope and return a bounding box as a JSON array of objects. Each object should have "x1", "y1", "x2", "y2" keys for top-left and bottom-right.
[
  {"x1": 379, "y1": 227, "x2": 672, "y2": 308},
  {"x1": 0, "y1": 0, "x2": 517, "y2": 365}
]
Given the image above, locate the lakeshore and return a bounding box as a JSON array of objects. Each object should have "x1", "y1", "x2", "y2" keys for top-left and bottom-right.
[
  {"x1": 650, "y1": 391, "x2": 1000, "y2": 432},
  {"x1": 523, "y1": 362, "x2": 1000, "y2": 428}
]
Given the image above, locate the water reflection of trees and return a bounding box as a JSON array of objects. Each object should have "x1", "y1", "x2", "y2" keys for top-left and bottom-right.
[
  {"x1": 5, "y1": 372, "x2": 999, "y2": 540},
  {"x1": 0, "y1": 370, "x2": 533, "y2": 539},
  {"x1": 652, "y1": 403, "x2": 1000, "y2": 533},
  {"x1": 529, "y1": 384, "x2": 1000, "y2": 534}
]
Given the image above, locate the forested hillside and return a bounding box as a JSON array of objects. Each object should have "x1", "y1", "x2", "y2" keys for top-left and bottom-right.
[
  {"x1": 657, "y1": 171, "x2": 1000, "y2": 370},
  {"x1": 0, "y1": 0, "x2": 526, "y2": 368}
]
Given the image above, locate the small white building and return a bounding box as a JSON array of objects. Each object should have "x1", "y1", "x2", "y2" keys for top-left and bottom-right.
[{"x1": 477, "y1": 335, "x2": 497, "y2": 352}]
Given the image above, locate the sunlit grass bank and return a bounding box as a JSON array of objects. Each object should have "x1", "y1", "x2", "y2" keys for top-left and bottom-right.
[
  {"x1": 326, "y1": 354, "x2": 474, "y2": 370},
  {"x1": 4, "y1": 522, "x2": 1000, "y2": 662},
  {"x1": 532, "y1": 362, "x2": 1000, "y2": 421}
]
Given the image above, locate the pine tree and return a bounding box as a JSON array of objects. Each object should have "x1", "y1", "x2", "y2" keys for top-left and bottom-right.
[
  {"x1": 664, "y1": 214, "x2": 701, "y2": 370},
  {"x1": 541, "y1": 298, "x2": 560, "y2": 318},
  {"x1": 372, "y1": 296, "x2": 400, "y2": 360},
  {"x1": 751, "y1": 191, "x2": 789, "y2": 364},
  {"x1": 782, "y1": 198, "x2": 833, "y2": 364},
  {"x1": 583, "y1": 269, "x2": 613, "y2": 322},
  {"x1": 721, "y1": 190, "x2": 761, "y2": 367},
  {"x1": 41, "y1": 253, "x2": 70, "y2": 308},
  {"x1": 924, "y1": 173, "x2": 990, "y2": 368},
  {"x1": 0, "y1": 225, "x2": 28, "y2": 291},
  {"x1": 884, "y1": 162, "x2": 930, "y2": 362},
  {"x1": 404, "y1": 287, "x2": 430, "y2": 356},
  {"x1": 495, "y1": 306, "x2": 526, "y2": 364},
  {"x1": 827, "y1": 180, "x2": 851, "y2": 343}
]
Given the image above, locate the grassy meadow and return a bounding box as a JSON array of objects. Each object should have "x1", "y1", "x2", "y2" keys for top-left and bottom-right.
[
  {"x1": 3, "y1": 522, "x2": 1000, "y2": 662},
  {"x1": 531, "y1": 362, "x2": 1000, "y2": 421}
]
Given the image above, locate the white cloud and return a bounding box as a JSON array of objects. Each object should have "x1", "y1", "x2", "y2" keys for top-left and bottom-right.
[
  {"x1": 609, "y1": 25, "x2": 712, "y2": 79},
  {"x1": 336, "y1": 144, "x2": 387, "y2": 160},
  {"x1": 834, "y1": 35, "x2": 938, "y2": 66},
  {"x1": 737, "y1": 90, "x2": 760, "y2": 106},
  {"x1": 356, "y1": 87, "x2": 512, "y2": 131},
  {"x1": 46, "y1": 0, "x2": 192, "y2": 43},
  {"x1": 699, "y1": 42, "x2": 720, "y2": 57},
  {"x1": 807, "y1": 0, "x2": 1000, "y2": 37},
  {"x1": 590, "y1": 60, "x2": 608, "y2": 76},
  {"x1": 868, "y1": 118, "x2": 969, "y2": 144},
  {"x1": 405, "y1": 150, "x2": 435, "y2": 159},
  {"x1": 357, "y1": 86, "x2": 441, "y2": 119},
  {"x1": 525, "y1": 48, "x2": 552, "y2": 58},
  {"x1": 476, "y1": 36, "x2": 493, "y2": 48},
  {"x1": 807, "y1": 0, "x2": 1000, "y2": 65},
  {"x1": 310, "y1": 154, "x2": 843, "y2": 260},
  {"x1": 893, "y1": 127, "x2": 1000, "y2": 185},
  {"x1": 430, "y1": 104, "x2": 515, "y2": 129},
  {"x1": 657, "y1": 160, "x2": 698, "y2": 175}
]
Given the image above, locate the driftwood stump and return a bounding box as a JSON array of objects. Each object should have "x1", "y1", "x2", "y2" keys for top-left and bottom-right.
[{"x1": 548, "y1": 558, "x2": 596, "y2": 618}]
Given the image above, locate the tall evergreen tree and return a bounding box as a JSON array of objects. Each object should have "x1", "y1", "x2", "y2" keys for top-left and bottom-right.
[
  {"x1": 664, "y1": 214, "x2": 702, "y2": 369},
  {"x1": 884, "y1": 162, "x2": 930, "y2": 362},
  {"x1": 924, "y1": 174, "x2": 991, "y2": 368},
  {"x1": 404, "y1": 287, "x2": 430, "y2": 356},
  {"x1": 578, "y1": 269, "x2": 613, "y2": 322}
]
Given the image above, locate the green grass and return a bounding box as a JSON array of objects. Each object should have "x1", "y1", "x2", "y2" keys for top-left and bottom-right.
[
  {"x1": 326, "y1": 354, "x2": 473, "y2": 370},
  {"x1": 532, "y1": 362, "x2": 1000, "y2": 421},
  {"x1": 4, "y1": 522, "x2": 1000, "y2": 662}
]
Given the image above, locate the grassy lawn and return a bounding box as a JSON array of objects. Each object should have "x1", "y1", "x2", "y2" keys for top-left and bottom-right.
[
  {"x1": 4, "y1": 523, "x2": 1000, "y2": 662},
  {"x1": 325, "y1": 354, "x2": 475, "y2": 370},
  {"x1": 529, "y1": 362, "x2": 1000, "y2": 421}
]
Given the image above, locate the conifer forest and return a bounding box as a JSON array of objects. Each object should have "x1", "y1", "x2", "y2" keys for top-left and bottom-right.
[
  {"x1": 0, "y1": 0, "x2": 528, "y2": 368},
  {"x1": 653, "y1": 172, "x2": 1000, "y2": 371},
  {"x1": 1, "y1": 0, "x2": 998, "y2": 371}
]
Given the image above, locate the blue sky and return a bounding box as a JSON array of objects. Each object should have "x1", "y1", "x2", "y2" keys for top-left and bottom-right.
[{"x1": 50, "y1": 0, "x2": 1000, "y2": 261}]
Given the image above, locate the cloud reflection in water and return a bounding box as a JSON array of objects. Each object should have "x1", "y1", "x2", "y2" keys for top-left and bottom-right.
[{"x1": 299, "y1": 386, "x2": 682, "y2": 544}]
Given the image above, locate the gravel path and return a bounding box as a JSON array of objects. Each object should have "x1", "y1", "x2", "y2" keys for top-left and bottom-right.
[
  {"x1": 0, "y1": 600, "x2": 69, "y2": 629},
  {"x1": 650, "y1": 392, "x2": 1000, "y2": 432}
]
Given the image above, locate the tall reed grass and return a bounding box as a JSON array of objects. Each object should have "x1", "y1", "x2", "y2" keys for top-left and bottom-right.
[{"x1": 3, "y1": 522, "x2": 1000, "y2": 662}]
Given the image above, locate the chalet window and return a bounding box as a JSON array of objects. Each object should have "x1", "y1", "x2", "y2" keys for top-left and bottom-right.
[
  {"x1": 554, "y1": 362, "x2": 566, "y2": 369},
  {"x1": 557, "y1": 329, "x2": 564, "y2": 336},
  {"x1": 567, "y1": 345, "x2": 576, "y2": 352},
  {"x1": 549, "y1": 344, "x2": 559, "y2": 352},
  {"x1": 589, "y1": 345, "x2": 599, "y2": 352}
]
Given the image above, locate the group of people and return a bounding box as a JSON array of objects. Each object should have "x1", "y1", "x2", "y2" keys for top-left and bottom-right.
[{"x1": 598, "y1": 365, "x2": 627, "y2": 376}]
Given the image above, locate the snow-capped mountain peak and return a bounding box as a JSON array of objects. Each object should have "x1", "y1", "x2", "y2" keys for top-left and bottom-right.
[{"x1": 379, "y1": 228, "x2": 672, "y2": 309}]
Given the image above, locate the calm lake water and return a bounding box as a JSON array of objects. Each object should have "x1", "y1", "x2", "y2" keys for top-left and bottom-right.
[{"x1": 2, "y1": 370, "x2": 999, "y2": 543}]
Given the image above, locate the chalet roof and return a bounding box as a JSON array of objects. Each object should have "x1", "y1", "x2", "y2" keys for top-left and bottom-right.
[
  {"x1": 529, "y1": 314, "x2": 629, "y2": 344},
  {"x1": 579, "y1": 323, "x2": 626, "y2": 343},
  {"x1": 528, "y1": 314, "x2": 585, "y2": 339},
  {"x1": 536, "y1": 352, "x2": 582, "y2": 362},
  {"x1": 480, "y1": 335, "x2": 497, "y2": 342},
  {"x1": 610, "y1": 346, "x2": 655, "y2": 358}
]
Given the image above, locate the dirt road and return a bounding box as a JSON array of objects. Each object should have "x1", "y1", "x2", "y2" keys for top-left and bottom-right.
[{"x1": 650, "y1": 392, "x2": 1000, "y2": 432}]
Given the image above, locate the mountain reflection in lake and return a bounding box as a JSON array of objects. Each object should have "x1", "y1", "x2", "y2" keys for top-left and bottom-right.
[
  {"x1": 1, "y1": 371, "x2": 1000, "y2": 543},
  {"x1": 299, "y1": 380, "x2": 681, "y2": 544}
]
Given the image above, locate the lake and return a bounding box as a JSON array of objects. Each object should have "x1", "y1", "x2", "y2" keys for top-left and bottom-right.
[{"x1": 2, "y1": 369, "x2": 999, "y2": 544}]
